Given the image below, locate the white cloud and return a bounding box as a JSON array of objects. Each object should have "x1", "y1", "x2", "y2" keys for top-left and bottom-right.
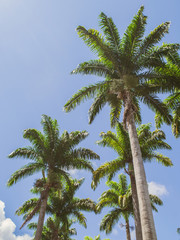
[
  {"x1": 0, "y1": 200, "x2": 32, "y2": 240},
  {"x1": 148, "y1": 182, "x2": 168, "y2": 197}
]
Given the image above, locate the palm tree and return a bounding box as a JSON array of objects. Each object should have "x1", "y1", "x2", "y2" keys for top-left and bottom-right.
[
  {"x1": 7, "y1": 115, "x2": 99, "y2": 240},
  {"x1": 64, "y1": 7, "x2": 178, "y2": 239},
  {"x1": 16, "y1": 178, "x2": 96, "y2": 240},
  {"x1": 92, "y1": 122, "x2": 172, "y2": 239},
  {"x1": 28, "y1": 217, "x2": 77, "y2": 240},
  {"x1": 97, "y1": 174, "x2": 163, "y2": 240}
]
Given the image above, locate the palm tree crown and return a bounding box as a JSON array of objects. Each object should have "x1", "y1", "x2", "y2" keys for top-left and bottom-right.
[
  {"x1": 64, "y1": 6, "x2": 179, "y2": 128},
  {"x1": 97, "y1": 174, "x2": 162, "y2": 240},
  {"x1": 7, "y1": 114, "x2": 99, "y2": 240},
  {"x1": 92, "y1": 122, "x2": 172, "y2": 188}
]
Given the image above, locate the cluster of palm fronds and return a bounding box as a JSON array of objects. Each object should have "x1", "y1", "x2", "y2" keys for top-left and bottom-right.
[{"x1": 7, "y1": 6, "x2": 180, "y2": 240}]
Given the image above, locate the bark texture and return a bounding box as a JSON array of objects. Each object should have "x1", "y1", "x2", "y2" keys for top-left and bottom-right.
[
  {"x1": 126, "y1": 220, "x2": 131, "y2": 240},
  {"x1": 129, "y1": 170, "x2": 143, "y2": 240},
  {"x1": 127, "y1": 116, "x2": 157, "y2": 240},
  {"x1": 34, "y1": 190, "x2": 49, "y2": 240}
]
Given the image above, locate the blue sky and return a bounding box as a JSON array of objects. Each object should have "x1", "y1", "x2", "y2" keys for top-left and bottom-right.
[{"x1": 0, "y1": 0, "x2": 179, "y2": 239}]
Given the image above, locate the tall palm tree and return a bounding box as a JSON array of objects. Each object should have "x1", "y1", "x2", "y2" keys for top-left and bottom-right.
[
  {"x1": 92, "y1": 122, "x2": 172, "y2": 239},
  {"x1": 7, "y1": 115, "x2": 99, "y2": 240},
  {"x1": 97, "y1": 174, "x2": 163, "y2": 240},
  {"x1": 64, "y1": 7, "x2": 178, "y2": 239}
]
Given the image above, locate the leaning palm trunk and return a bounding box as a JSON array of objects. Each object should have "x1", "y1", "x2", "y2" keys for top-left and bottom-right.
[
  {"x1": 125, "y1": 219, "x2": 131, "y2": 240},
  {"x1": 129, "y1": 170, "x2": 143, "y2": 240},
  {"x1": 127, "y1": 114, "x2": 157, "y2": 240},
  {"x1": 34, "y1": 189, "x2": 49, "y2": 240}
]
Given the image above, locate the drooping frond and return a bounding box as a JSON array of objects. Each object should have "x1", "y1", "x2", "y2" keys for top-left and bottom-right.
[
  {"x1": 8, "y1": 147, "x2": 39, "y2": 161},
  {"x1": 69, "y1": 148, "x2": 100, "y2": 161},
  {"x1": 64, "y1": 81, "x2": 110, "y2": 112},
  {"x1": 150, "y1": 194, "x2": 163, "y2": 212},
  {"x1": 92, "y1": 158, "x2": 125, "y2": 189},
  {"x1": 100, "y1": 208, "x2": 121, "y2": 233},
  {"x1": 23, "y1": 129, "x2": 46, "y2": 153},
  {"x1": 71, "y1": 60, "x2": 116, "y2": 78},
  {"x1": 88, "y1": 91, "x2": 108, "y2": 124},
  {"x1": 7, "y1": 162, "x2": 44, "y2": 187},
  {"x1": 138, "y1": 94, "x2": 172, "y2": 125}
]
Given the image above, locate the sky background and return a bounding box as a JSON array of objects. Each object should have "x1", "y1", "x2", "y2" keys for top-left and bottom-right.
[{"x1": 0, "y1": 0, "x2": 179, "y2": 239}]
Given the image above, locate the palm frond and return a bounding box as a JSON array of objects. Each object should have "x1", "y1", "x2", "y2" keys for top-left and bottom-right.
[
  {"x1": 7, "y1": 162, "x2": 44, "y2": 187},
  {"x1": 99, "y1": 12, "x2": 121, "y2": 52},
  {"x1": 64, "y1": 81, "x2": 110, "y2": 112},
  {"x1": 92, "y1": 158, "x2": 125, "y2": 189}
]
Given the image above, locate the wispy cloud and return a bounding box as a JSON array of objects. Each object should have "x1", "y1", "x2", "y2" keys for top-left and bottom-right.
[
  {"x1": 0, "y1": 200, "x2": 32, "y2": 240},
  {"x1": 148, "y1": 182, "x2": 168, "y2": 197}
]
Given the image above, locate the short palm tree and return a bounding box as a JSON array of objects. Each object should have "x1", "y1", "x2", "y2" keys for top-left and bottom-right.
[
  {"x1": 28, "y1": 217, "x2": 77, "y2": 240},
  {"x1": 97, "y1": 174, "x2": 163, "y2": 240},
  {"x1": 16, "y1": 178, "x2": 96, "y2": 240},
  {"x1": 64, "y1": 7, "x2": 178, "y2": 239},
  {"x1": 7, "y1": 115, "x2": 99, "y2": 240},
  {"x1": 92, "y1": 122, "x2": 172, "y2": 239}
]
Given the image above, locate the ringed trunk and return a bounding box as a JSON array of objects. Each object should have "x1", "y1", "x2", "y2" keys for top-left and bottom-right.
[
  {"x1": 129, "y1": 168, "x2": 143, "y2": 240},
  {"x1": 127, "y1": 115, "x2": 157, "y2": 240},
  {"x1": 34, "y1": 189, "x2": 49, "y2": 240}
]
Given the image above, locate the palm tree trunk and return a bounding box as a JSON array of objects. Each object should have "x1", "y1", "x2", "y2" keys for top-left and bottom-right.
[
  {"x1": 127, "y1": 115, "x2": 157, "y2": 240},
  {"x1": 34, "y1": 189, "x2": 49, "y2": 240},
  {"x1": 126, "y1": 219, "x2": 131, "y2": 240},
  {"x1": 129, "y1": 169, "x2": 143, "y2": 240}
]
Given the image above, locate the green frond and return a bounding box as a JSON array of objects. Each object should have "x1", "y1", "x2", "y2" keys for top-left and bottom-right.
[
  {"x1": 99, "y1": 12, "x2": 120, "y2": 52},
  {"x1": 92, "y1": 158, "x2": 125, "y2": 189},
  {"x1": 70, "y1": 148, "x2": 100, "y2": 160},
  {"x1": 15, "y1": 198, "x2": 39, "y2": 216},
  {"x1": 118, "y1": 174, "x2": 128, "y2": 194},
  {"x1": 7, "y1": 162, "x2": 44, "y2": 187},
  {"x1": 100, "y1": 208, "x2": 121, "y2": 233},
  {"x1": 97, "y1": 131, "x2": 126, "y2": 156},
  {"x1": 41, "y1": 114, "x2": 59, "y2": 149},
  {"x1": 72, "y1": 211, "x2": 87, "y2": 228},
  {"x1": 8, "y1": 147, "x2": 39, "y2": 160},
  {"x1": 23, "y1": 129, "x2": 45, "y2": 152},
  {"x1": 109, "y1": 97, "x2": 122, "y2": 128},
  {"x1": 64, "y1": 158, "x2": 94, "y2": 172},
  {"x1": 88, "y1": 91, "x2": 108, "y2": 124},
  {"x1": 153, "y1": 153, "x2": 173, "y2": 167},
  {"x1": 64, "y1": 81, "x2": 110, "y2": 112},
  {"x1": 67, "y1": 130, "x2": 89, "y2": 147},
  {"x1": 138, "y1": 22, "x2": 170, "y2": 57},
  {"x1": 139, "y1": 94, "x2": 172, "y2": 125},
  {"x1": 150, "y1": 194, "x2": 163, "y2": 212},
  {"x1": 71, "y1": 60, "x2": 116, "y2": 78},
  {"x1": 76, "y1": 26, "x2": 119, "y2": 69},
  {"x1": 121, "y1": 6, "x2": 147, "y2": 57}
]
